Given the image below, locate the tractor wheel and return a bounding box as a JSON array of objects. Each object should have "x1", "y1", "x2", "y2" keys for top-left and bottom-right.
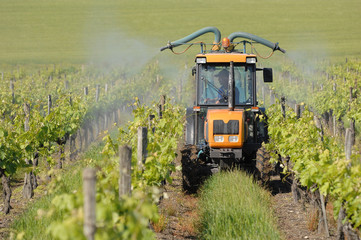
[
  {"x1": 255, "y1": 146, "x2": 273, "y2": 184},
  {"x1": 181, "y1": 145, "x2": 213, "y2": 194}
]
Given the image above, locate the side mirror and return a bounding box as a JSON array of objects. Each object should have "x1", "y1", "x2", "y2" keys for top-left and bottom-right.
[
  {"x1": 192, "y1": 66, "x2": 196, "y2": 76},
  {"x1": 263, "y1": 68, "x2": 273, "y2": 83}
]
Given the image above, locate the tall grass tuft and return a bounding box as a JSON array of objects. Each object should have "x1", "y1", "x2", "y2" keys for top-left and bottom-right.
[{"x1": 198, "y1": 170, "x2": 282, "y2": 240}]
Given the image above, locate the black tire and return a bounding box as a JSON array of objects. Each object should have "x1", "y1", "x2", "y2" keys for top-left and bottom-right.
[
  {"x1": 181, "y1": 145, "x2": 213, "y2": 194},
  {"x1": 255, "y1": 146, "x2": 273, "y2": 184}
]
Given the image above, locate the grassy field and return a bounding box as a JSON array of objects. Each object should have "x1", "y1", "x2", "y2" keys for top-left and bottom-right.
[
  {"x1": 0, "y1": 0, "x2": 360, "y2": 65},
  {"x1": 198, "y1": 171, "x2": 282, "y2": 240}
]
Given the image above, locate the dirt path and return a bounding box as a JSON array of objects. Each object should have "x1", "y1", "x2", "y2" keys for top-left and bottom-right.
[
  {"x1": 270, "y1": 178, "x2": 337, "y2": 240},
  {"x1": 155, "y1": 162, "x2": 198, "y2": 239}
]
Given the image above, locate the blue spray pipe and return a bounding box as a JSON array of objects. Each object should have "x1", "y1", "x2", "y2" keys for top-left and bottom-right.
[
  {"x1": 160, "y1": 26, "x2": 221, "y2": 52},
  {"x1": 228, "y1": 32, "x2": 286, "y2": 53}
]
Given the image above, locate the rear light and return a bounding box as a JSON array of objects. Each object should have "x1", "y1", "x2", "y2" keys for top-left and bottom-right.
[
  {"x1": 251, "y1": 107, "x2": 259, "y2": 112},
  {"x1": 214, "y1": 136, "x2": 224, "y2": 142},
  {"x1": 228, "y1": 136, "x2": 238, "y2": 142},
  {"x1": 193, "y1": 106, "x2": 201, "y2": 112}
]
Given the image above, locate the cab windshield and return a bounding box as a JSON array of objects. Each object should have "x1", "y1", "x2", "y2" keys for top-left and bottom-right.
[{"x1": 197, "y1": 64, "x2": 254, "y2": 105}]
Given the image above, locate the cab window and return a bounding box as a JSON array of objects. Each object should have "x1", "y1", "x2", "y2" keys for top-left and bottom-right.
[{"x1": 197, "y1": 64, "x2": 254, "y2": 105}]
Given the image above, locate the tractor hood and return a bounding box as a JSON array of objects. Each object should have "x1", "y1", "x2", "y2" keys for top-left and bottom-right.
[{"x1": 204, "y1": 109, "x2": 245, "y2": 148}]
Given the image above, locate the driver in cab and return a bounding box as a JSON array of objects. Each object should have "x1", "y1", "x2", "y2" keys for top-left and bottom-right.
[
  {"x1": 203, "y1": 69, "x2": 240, "y2": 104},
  {"x1": 215, "y1": 69, "x2": 229, "y2": 104}
]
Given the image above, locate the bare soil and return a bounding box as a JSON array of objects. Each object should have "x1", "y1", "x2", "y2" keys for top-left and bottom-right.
[
  {"x1": 0, "y1": 177, "x2": 46, "y2": 239},
  {"x1": 154, "y1": 146, "x2": 198, "y2": 240},
  {"x1": 155, "y1": 171, "x2": 198, "y2": 240},
  {"x1": 269, "y1": 177, "x2": 337, "y2": 240}
]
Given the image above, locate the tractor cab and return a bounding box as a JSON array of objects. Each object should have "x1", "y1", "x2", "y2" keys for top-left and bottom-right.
[{"x1": 195, "y1": 53, "x2": 258, "y2": 107}]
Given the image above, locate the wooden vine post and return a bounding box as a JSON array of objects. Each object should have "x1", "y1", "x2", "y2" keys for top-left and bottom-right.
[
  {"x1": 84, "y1": 86, "x2": 88, "y2": 97},
  {"x1": 162, "y1": 95, "x2": 167, "y2": 109},
  {"x1": 295, "y1": 104, "x2": 301, "y2": 119},
  {"x1": 10, "y1": 80, "x2": 15, "y2": 103},
  {"x1": 48, "y1": 95, "x2": 52, "y2": 116},
  {"x1": 83, "y1": 168, "x2": 96, "y2": 240},
  {"x1": 119, "y1": 145, "x2": 132, "y2": 197},
  {"x1": 137, "y1": 127, "x2": 148, "y2": 168}
]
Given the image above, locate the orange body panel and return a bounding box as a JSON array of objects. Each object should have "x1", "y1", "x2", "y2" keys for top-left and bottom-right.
[
  {"x1": 196, "y1": 53, "x2": 256, "y2": 63},
  {"x1": 205, "y1": 109, "x2": 245, "y2": 148}
]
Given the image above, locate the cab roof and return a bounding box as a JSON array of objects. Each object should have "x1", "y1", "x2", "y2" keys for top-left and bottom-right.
[{"x1": 195, "y1": 52, "x2": 257, "y2": 63}]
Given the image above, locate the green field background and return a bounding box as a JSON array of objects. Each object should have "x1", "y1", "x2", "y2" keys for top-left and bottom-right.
[{"x1": 0, "y1": 0, "x2": 360, "y2": 64}]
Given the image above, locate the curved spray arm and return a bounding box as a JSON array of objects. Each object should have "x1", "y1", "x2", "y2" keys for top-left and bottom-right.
[
  {"x1": 160, "y1": 26, "x2": 221, "y2": 51},
  {"x1": 228, "y1": 32, "x2": 286, "y2": 53}
]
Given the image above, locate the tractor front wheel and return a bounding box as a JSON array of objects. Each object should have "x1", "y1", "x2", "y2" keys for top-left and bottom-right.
[
  {"x1": 255, "y1": 146, "x2": 273, "y2": 184},
  {"x1": 181, "y1": 145, "x2": 213, "y2": 194}
]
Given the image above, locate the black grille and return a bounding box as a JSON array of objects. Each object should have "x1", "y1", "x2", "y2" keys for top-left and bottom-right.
[{"x1": 213, "y1": 120, "x2": 239, "y2": 134}]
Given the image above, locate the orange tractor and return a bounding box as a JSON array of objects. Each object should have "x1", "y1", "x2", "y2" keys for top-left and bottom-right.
[{"x1": 161, "y1": 27, "x2": 285, "y2": 192}]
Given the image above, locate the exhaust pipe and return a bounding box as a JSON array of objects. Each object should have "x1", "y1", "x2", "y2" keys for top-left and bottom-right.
[{"x1": 228, "y1": 61, "x2": 235, "y2": 111}]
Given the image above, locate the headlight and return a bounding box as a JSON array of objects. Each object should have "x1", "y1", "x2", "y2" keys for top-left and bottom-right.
[
  {"x1": 196, "y1": 57, "x2": 206, "y2": 64},
  {"x1": 214, "y1": 136, "x2": 224, "y2": 142},
  {"x1": 246, "y1": 57, "x2": 257, "y2": 64},
  {"x1": 228, "y1": 136, "x2": 239, "y2": 142}
]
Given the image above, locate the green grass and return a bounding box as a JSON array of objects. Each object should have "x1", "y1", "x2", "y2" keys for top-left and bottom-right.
[
  {"x1": 198, "y1": 170, "x2": 282, "y2": 240},
  {"x1": 0, "y1": 0, "x2": 360, "y2": 65},
  {"x1": 10, "y1": 143, "x2": 105, "y2": 240}
]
